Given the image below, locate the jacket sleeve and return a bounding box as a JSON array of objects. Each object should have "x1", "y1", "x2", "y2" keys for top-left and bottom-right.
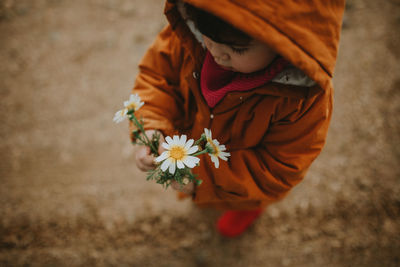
[
  {"x1": 131, "y1": 25, "x2": 185, "y2": 138},
  {"x1": 194, "y1": 87, "x2": 333, "y2": 210}
]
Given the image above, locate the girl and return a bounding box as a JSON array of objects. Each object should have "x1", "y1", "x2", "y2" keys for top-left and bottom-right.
[{"x1": 132, "y1": 0, "x2": 345, "y2": 237}]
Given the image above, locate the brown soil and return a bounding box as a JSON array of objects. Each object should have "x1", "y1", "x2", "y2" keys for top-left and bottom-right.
[{"x1": 1, "y1": 0, "x2": 399, "y2": 266}]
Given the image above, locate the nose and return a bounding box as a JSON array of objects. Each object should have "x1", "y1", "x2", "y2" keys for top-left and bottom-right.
[{"x1": 205, "y1": 38, "x2": 230, "y2": 61}]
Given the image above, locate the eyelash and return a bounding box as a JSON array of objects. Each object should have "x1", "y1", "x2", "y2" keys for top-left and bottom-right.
[{"x1": 231, "y1": 47, "x2": 248, "y2": 55}]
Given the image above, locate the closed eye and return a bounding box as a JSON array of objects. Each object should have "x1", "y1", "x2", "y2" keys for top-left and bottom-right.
[{"x1": 230, "y1": 46, "x2": 248, "y2": 55}]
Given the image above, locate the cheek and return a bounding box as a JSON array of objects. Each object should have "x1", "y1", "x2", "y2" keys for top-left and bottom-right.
[
  {"x1": 203, "y1": 38, "x2": 211, "y2": 50},
  {"x1": 231, "y1": 55, "x2": 267, "y2": 73},
  {"x1": 258, "y1": 47, "x2": 277, "y2": 66},
  {"x1": 234, "y1": 50, "x2": 277, "y2": 73}
]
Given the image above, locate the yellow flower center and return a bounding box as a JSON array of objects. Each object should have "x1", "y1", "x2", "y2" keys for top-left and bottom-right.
[
  {"x1": 169, "y1": 146, "x2": 185, "y2": 160},
  {"x1": 127, "y1": 103, "x2": 137, "y2": 111},
  {"x1": 209, "y1": 141, "x2": 219, "y2": 155}
]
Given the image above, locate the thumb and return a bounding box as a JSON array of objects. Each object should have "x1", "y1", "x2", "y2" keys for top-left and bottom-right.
[{"x1": 157, "y1": 132, "x2": 166, "y2": 155}]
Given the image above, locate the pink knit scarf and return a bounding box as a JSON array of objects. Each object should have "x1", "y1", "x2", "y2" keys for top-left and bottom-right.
[{"x1": 200, "y1": 51, "x2": 289, "y2": 108}]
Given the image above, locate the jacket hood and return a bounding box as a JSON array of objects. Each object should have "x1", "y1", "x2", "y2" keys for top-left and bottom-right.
[{"x1": 165, "y1": 0, "x2": 345, "y2": 91}]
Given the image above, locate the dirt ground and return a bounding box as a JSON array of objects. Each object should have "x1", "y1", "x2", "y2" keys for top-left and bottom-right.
[{"x1": 0, "y1": 0, "x2": 399, "y2": 266}]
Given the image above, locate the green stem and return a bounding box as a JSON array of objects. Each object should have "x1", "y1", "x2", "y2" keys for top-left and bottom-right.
[
  {"x1": 130, "y1": 113, "x2": 158, "y2": 155},
  {"x1": 192, "y1": 149, "x2": 209, "y2": 157},
  {"x1": 194, "y1": 134, "x2": 206, "y2": 146}
]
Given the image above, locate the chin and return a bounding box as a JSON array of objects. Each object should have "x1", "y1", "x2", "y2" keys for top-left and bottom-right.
[
  {"x1": 236, "y1": 69, "x2": 255, "y2": 74},
  {"x1": 220, "y1": 65, "x2": 235, "y2": 71},
  {"x1": 237, "y1": 66, "x2": 265, "y2": 74}
]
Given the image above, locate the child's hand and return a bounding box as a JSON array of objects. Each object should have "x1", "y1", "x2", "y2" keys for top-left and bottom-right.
[
  {"x1": 135, "y1": 130, "x2": 165, "y2": 171},
  {"x1": 170, "y1": 180, "x2": 195, "y2": 195}
]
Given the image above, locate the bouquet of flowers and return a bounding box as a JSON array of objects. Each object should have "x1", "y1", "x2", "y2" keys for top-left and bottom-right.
[{"x1": 114, "y1": 93, "x2": 230, "y2": 188}]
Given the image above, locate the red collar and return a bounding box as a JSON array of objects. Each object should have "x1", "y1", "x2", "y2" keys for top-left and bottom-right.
[{"x1": 200, "y1": 51, "x2": 289, "y2": 108}]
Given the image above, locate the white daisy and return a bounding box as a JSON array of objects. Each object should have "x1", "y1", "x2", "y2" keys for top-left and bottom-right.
[
  {"x1": 155, "y1": 135, "x2": 200, "y2": 174},
  {"x1": 204, "y1": 128, "x2": 213, "y2": 143},
  {"x1": 124, "y1": 93, "x2": 144, "y2": 112},
  {"x1": 203, "y1": 128, "x2": 231, "y2": 168},
  {"x1": 113, "y1": 108, "x2": 128, "y2": 123},
  {"x1": 113, "y1": 93, "x2": 144, "y2": 123}
]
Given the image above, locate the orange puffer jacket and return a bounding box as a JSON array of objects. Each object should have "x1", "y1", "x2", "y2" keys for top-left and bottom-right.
[{"x1": 132, "y1": 0, "x2": 345, "y2": 210}]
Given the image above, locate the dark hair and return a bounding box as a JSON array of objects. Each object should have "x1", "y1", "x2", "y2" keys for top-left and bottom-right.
[{"x1": 184, "y1": 3, "x2": 252, "y2": 46}]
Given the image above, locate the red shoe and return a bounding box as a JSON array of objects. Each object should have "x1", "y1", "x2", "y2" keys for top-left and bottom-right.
[{"x1": 216, "y1": 209, "x2": 263, "y2": 237}]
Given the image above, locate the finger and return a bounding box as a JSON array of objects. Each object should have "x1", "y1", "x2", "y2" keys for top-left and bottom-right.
[
  {"x1": 139, "y1": 146, "x2": 153, "y2": 163},
  {"x1": 170, "y1": 180, "x2": 194, "y2": 195},
  {"x1": 137, "y1": 160, "x2": 154, "y2": 171},
  {"x1": 142, "y1": 130, "x2": 165, "y2": 155},
  {"x1": 135, "y1": 154, "x2": 150, "y2": 171},
  {"x1": 135, "y1": 147, "x2": 155, "y2": 171},
  {"x1": 156, "y1": 132, "x2": 166, "y2": 154},
  {"x1": 141, "y1": 153, "x2": 156, "y2": 168},
  {"x1": 170, "y1": 180, "x2": 180, "y2": 191},
  {"x1": 182, "y1": 182, "x2": 195, "y2": 195},
  {"x1": 136, "y1": 160, "x2": 147, "y2": 172}
]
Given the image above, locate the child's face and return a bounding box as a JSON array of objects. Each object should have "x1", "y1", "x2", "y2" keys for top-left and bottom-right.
[{"x1": 203, "y1": 35, "x2": 277, "y2": 73}]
